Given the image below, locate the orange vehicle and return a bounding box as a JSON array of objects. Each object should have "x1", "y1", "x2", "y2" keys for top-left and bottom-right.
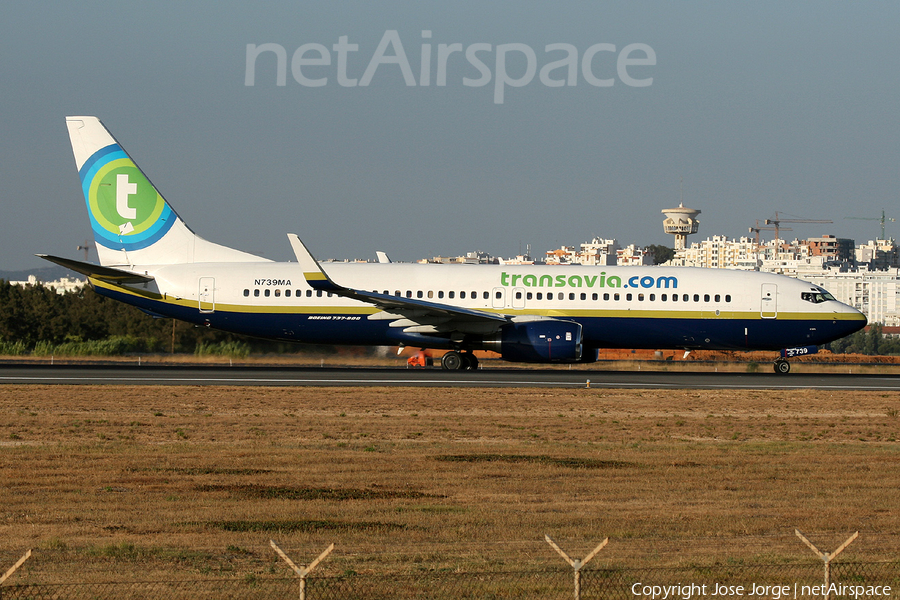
[{"x1": 406, "y1": 349, "x2": 434, "y2": 368}]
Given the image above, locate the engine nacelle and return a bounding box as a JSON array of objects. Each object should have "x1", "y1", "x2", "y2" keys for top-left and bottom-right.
[{"x1": 497, "y1": 320, "x2": 583, "y2": 363}]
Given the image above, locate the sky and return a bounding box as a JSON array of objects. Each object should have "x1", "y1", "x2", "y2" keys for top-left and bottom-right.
[{"x1": 1, "y1": 1, "x2": 899, "y2": 270}]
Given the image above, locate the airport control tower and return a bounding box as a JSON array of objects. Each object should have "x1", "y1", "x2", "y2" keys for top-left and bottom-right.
[{"x1": 662, "y1": 202, "x2": 701, "y2": 250}]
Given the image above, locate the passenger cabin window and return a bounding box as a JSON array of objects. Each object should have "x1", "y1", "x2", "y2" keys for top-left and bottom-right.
[
  {"x1": 243, "y1": 289, "x2": 249, "y2": 297},
  {"x1": 449, "y1": 291, "x2": 455, "y2": 299},
  {"x1": 460, "y1": 291, "x2": 466, "y2": 299},
  {"x1": 438, "y1": 291, "x2": 444, "y2": 299},
  {"x1": 254, "y1": 289, "x2": 260, "y2": 297},
  {"x1": 264, "y1": 289, "x2": 271, "y2": 297}
]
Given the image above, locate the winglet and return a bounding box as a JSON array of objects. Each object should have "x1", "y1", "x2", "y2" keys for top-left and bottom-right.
[{"x1": 287, "y1": 234, "x2": 341, "y2": 292}]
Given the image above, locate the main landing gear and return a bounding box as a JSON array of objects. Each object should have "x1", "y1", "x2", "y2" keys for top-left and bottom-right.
[
  {"x1": 773, "y1": 358, "x2": 791, "y2": 374},
  {"x1": 441, "y1": 350, "x2": 479, "y2": 371}
]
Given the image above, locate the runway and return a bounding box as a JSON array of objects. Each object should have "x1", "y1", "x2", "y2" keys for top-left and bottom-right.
[{"x1": 2, "y1": 363, "x2": 900, "y2": 390}]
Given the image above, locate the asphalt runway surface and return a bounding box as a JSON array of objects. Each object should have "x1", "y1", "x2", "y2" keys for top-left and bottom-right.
[{"x1": 2, "y1": 363, "x2": 900, "y2": 390}]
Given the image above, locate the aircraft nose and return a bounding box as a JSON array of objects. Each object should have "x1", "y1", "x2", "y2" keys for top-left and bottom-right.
[{"x1": 839, "y1": 303, "x2": 867, "y2": 334}]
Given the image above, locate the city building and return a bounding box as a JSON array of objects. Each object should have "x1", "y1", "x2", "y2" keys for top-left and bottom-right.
[{"x1": 10, "y1": 275, "x2": 87, "y2": 295}]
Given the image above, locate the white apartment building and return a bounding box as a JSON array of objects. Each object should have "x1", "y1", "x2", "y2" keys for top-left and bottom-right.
[
  {"x1": 10, "y1": 275, "x2": 87, "y2": 295},
  {"x1": 801, "y1": 270, "x2": 900, "y2": 327}
]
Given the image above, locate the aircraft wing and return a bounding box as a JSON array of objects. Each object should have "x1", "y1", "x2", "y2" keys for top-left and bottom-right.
[
  {"x1": 37, "y1": 254, "x2": 155, "y2": 284},
  {"x1": 288, "y1": 234, "x2": 508, "y2": 334}
]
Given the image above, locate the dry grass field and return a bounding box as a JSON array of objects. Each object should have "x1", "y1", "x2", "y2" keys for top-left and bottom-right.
[{"x1": 1, "y1": 384, "x2": 899, "y2": 584}]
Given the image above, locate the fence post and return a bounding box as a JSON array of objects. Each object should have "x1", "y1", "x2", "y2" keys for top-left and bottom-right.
[
  {"x1": 270, "y1": 540, "x2": 334, "y2": 600},
  {"x1": 545, "y1": 535, "x2": 608, "y2": 600},
  {"x1": 0, "y1": 549, "x2": 32, "y2": 589},
  {"x1": 795, "y1": 529, "x2": 858, "y2": 600}
]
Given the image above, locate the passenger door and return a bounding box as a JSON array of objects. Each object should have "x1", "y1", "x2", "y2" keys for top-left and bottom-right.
[
  {"x1": 512, "y1": 287, "x2": 526, "y2": 310},
  {"x1": 760, "y1": 283, "x2": 777, "y2": 319},
  {"x1": 492, "y1": 287, "x2": 505, "y2": 309},
  {"x1": 199, "y1": 277, "x2": 215, "y2": 313}
]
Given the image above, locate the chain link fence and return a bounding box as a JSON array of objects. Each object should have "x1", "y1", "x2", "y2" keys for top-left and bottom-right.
[{"x1": 2, "y1": 562, "x2": 898, "y2": 599}]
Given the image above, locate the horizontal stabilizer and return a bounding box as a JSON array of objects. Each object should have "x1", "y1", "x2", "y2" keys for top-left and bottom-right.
[{"x1": 37, "y1": 254, "x2": 155, "y2": 284}]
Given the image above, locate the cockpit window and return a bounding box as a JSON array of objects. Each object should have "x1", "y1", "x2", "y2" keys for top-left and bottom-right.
[{"x1": 801, "y1": 290, "x2": 836, "y2": 304}]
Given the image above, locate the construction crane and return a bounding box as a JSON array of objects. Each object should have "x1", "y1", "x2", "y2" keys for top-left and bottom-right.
[
  {"x1": 749, "y1": 220, "x2": 791, "y2": 258},
  {"x1": 845, "y1": 209, "x2": 895, "y2": 240},
  {"x1": 76, "y1": 240, "x2": 93, "y2": 262},
  {"x1": 764, "y1": 211, "x2": 832, "y2": 242}
]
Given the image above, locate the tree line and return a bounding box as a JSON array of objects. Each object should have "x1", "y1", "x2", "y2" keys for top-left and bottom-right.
[
  {"x1": 827, "y1": 322, "x2": 900, "y2": 356},
  {"x1": 0, "y1": 280, "x2": 332, "y2": 357}
]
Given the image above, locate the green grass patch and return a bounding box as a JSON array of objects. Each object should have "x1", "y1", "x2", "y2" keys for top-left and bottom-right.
[
  {"x1": 32, "y1": 335, "x2": 159, "y2": 357},
  {"x1": 195, "y1": 340, "x2": 250, "y2": 358},
  {"x1": 0, "y1": 338, "x2": 29, "y2": 355}
]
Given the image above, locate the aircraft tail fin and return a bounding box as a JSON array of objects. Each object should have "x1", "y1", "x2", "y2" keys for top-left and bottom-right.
[{"x1": 65, "y1": 116, "x2": 267, "y2": 267}]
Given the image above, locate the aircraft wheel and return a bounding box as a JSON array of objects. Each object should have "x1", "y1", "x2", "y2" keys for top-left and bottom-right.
[
  {"x1": 460, "y1": 352, "x2": 478, "y2": 371},
  {"x1": 441, "y1": 351, "x2": 463, "y2": 370},
  {"x1": 466, "y1": 353, "x2": 479, "y2": 370},
  {"x1": 773, "y1": 359, "x2": 791, "y2": 374}
]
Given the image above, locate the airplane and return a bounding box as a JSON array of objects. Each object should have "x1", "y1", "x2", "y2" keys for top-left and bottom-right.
[{"x1": 41, "y1": 116, "x2": 867, "y2": 374}]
